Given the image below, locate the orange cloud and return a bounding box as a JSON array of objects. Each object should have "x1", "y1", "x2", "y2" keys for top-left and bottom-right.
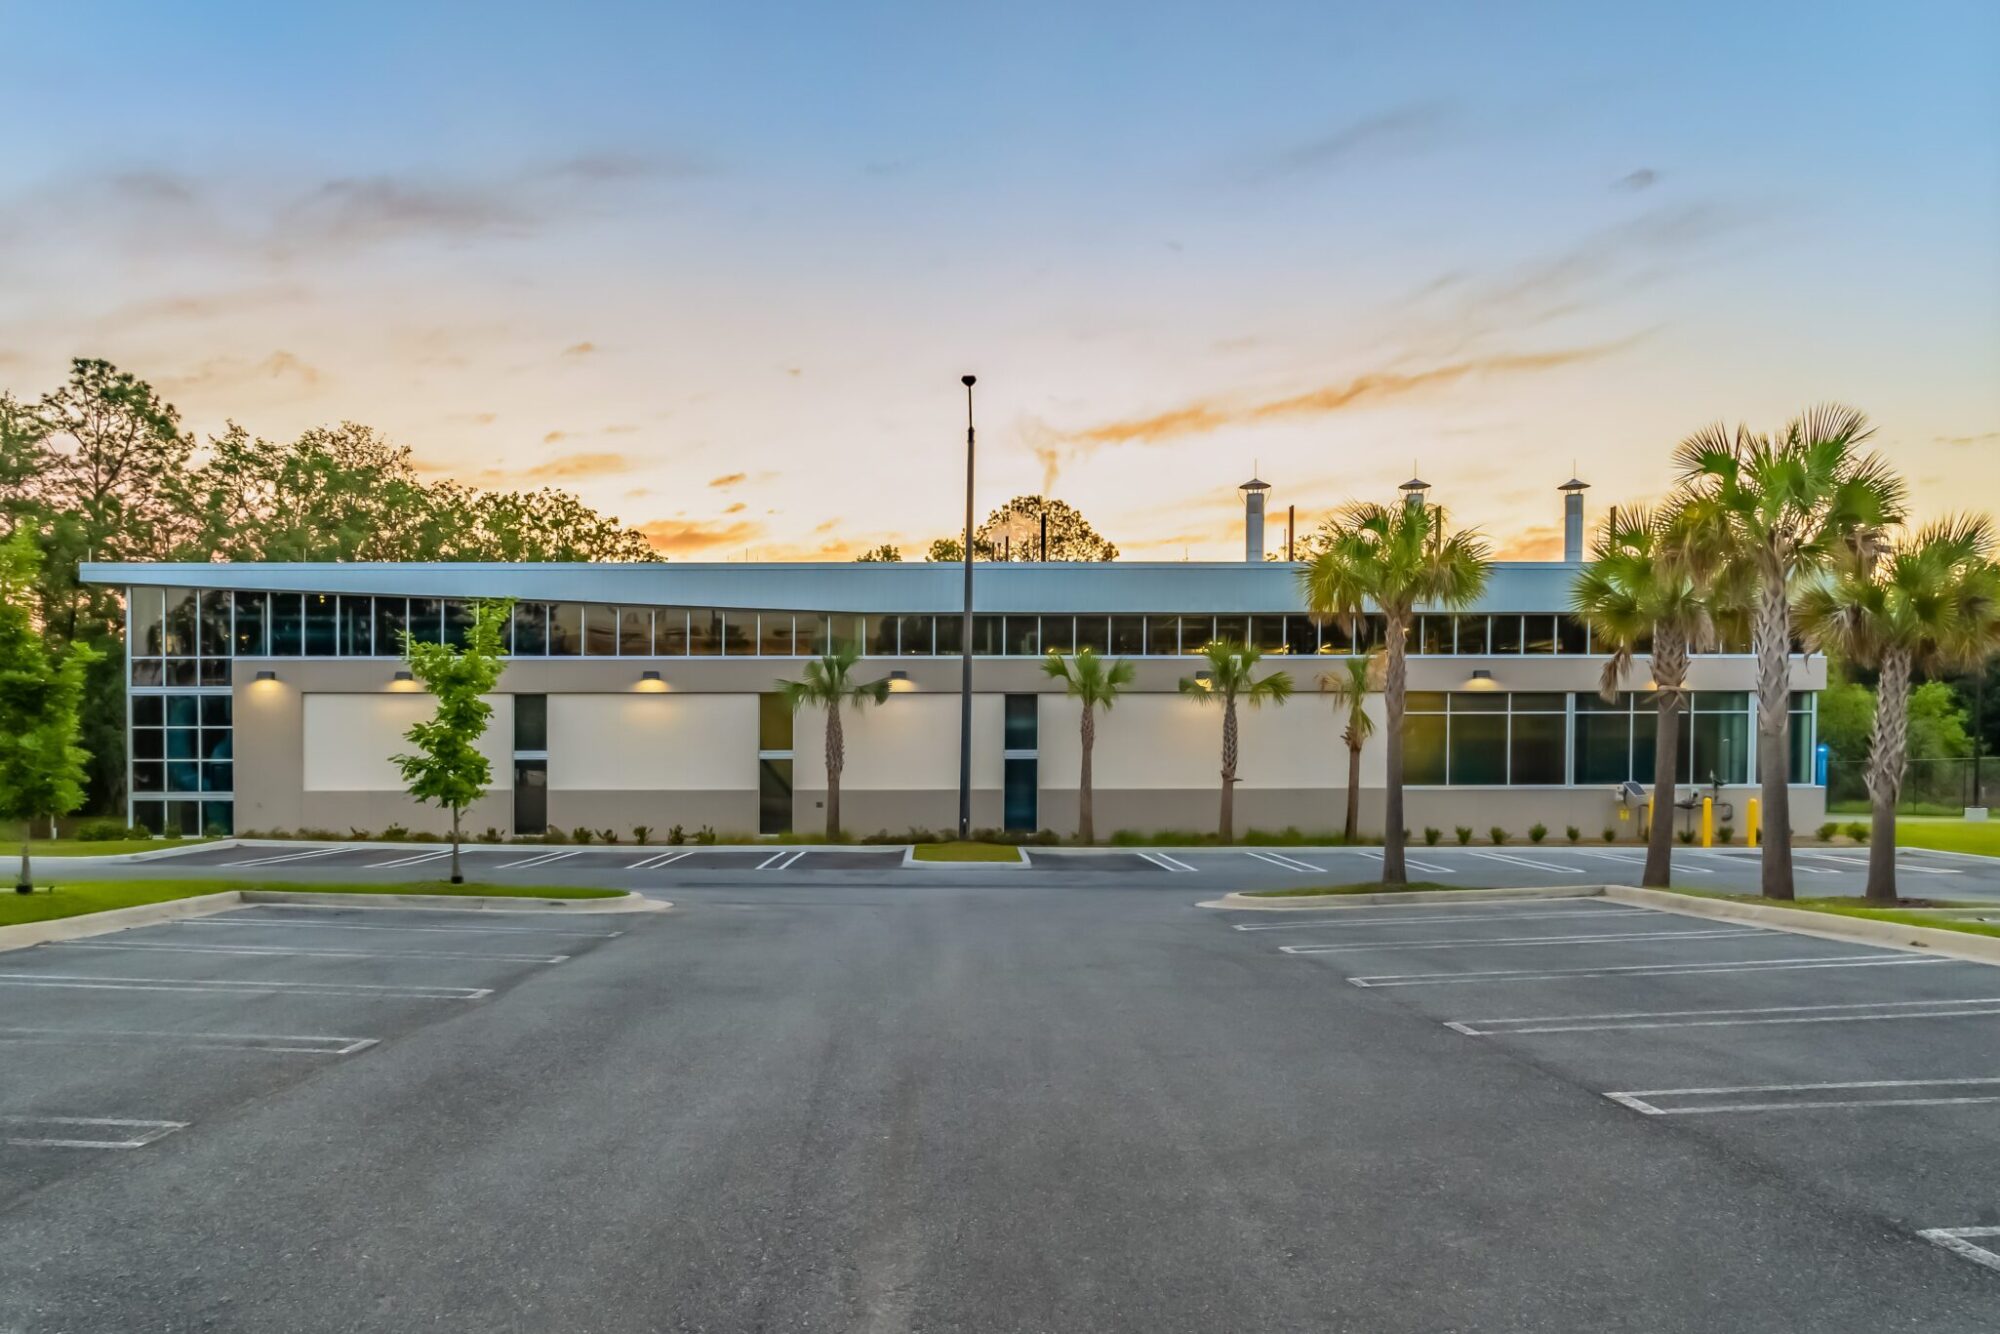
[
  {"x1": 562, "y1": 341, "x2": 597, "y2": 357},
  {"x1": 1493, "y1": 524, "x2": 1563, "y2": 560},
  {"x1": 639, "y1": 518, "x2": 765, "y2": 555},
  {"x1": 723, "y1": 501, "x2": 746, "y2": 514},
  {"x1": 522, "y1": 451, "x2": 634, "y2": 481},
  {"x1": 708, "y1": 471, "x2": 747, "y2": 488}
]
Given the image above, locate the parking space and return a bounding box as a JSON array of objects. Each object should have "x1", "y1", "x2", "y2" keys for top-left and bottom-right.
[
  {"x1": 0, "y1": 903, "x2": 629, "y2": 1203},
  {"x1": 1217, "y1": 894, "x2": 2000, "y2": 1276}
]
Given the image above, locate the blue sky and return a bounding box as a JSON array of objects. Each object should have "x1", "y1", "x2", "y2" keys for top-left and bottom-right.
[{"x1": 2, "y1": 1, "x2": 1995, "y2": 558}]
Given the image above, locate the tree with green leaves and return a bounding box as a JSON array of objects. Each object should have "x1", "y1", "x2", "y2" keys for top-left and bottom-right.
[
  {"x1": 927, "y1": 496, "x2": 1119, "y2": 563},
  {"x1": 1571, "y1": 505, "x2": 1739, "y2": 887},
  {"x1": 393, "y1": 599, "x2": 513, "y2": 883},
  {"x1": 1178, "y1": 640, "x2": 1292, "y2": 842},
  {"x1": 854, "y1": 544, "x2": 904, "y2": 563},
  {"x1": 1795, "y1": 516, "x2": 2000, "y2": 902},
  {"x1": 777, "y1": 645, "x2": 891, "y2": 838},
  {"x1": 1671, "y1": 406, "x2": 1905, "y2": 900},
  {"x1": 1316, "y1": 655, "x2": 1379, "y2": 844},
  {"x1": 0, "y1": 529, "x2": 99, "y2": 892},
  {"x1": 1042, "y1": 647, "x2": 1136, "y2": 842},
  {"x1": 1299, "y1": 500, "x2": 1490, "y2": 884}
]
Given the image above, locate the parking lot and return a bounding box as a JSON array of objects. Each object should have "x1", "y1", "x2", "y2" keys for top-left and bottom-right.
[
  {"x1": 0, "y1": 901, "x2": 636, "y2": 1205},
  {"x1": 1217, "y1": 893, "x2": 2000, "y2": 1279}
]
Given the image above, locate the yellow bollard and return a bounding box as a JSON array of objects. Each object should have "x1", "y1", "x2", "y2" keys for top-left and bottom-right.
[
  {"x1": 1645, "y1": 794, "x2": 1654, "y2": 841},
  {"x1": 1701, "y1": 796, "x2": 1714, "y2": 848},
  {"x1": 1746, "y1": 797, "x2": 1760, "y2": 848}
]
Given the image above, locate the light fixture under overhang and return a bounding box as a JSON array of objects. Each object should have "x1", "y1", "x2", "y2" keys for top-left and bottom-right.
[
  {"x1": 1194, "y1": 669, "x2": 1214, "y2": 689},
  {"x1": 887, "y1": 669, "x2": 914, "y2": 692},
  {"x1": 636, "y1": 669, "x2": 667, "y2": 691},
  {"x1": 254, "y1": 670, "x2": 278, "y2": 682},
  {"x1": 1463, "y1": 668, "x2": 1498, "y2": 691},
  {"x1": 393, "y1": 670, "x2": 414, "y2": 681}
]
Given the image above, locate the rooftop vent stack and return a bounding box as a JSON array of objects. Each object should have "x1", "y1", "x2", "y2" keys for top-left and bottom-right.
[
  {"x1": 1560, "y1": 476, "x2": 1590, "y2": 563},
  {"x1": 1240, "y1": 476, "x2": 1270, "y2": 563},
  {"x1": 1399, "y1": 475, "x2": 1431, "y2": 513}
]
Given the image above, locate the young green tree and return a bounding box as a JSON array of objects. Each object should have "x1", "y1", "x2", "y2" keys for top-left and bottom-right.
[
  {"x1": 1571, "y1": 505, "x2": 1736, "y2": 888},
  {"x1": 1316, "y1": 655, "x2": 1379, "y2": 844},
  {"x1": 0, "y1": 530, "x2": 99, "y2": 891},
  {"x1": 777, "y1": 645, "x2": 892, "y2": 838},
  {"x1": 1795, "y1": 516, "x2": 2000, "y2": 902},
  {"x1": 1042, "y1": 647, "x2": 1136, "y2": 842},
  {"x1": 1178, "y1": 640, "x2": 1292, "y2": 842},
  {"x1": 1299, "y1": 500, "x2": 1490, "y2": 884},
  {"x1": 1672, "y1": 406, "x2": 1906, "y2": 899},
  {"x1": 393, "y1": 599, "x2": 513, "y2": 884}
]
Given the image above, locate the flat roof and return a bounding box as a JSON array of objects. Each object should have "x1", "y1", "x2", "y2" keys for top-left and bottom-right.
[{"x1": 81, "y1": 560, "x2": 1583, "y2": 615}]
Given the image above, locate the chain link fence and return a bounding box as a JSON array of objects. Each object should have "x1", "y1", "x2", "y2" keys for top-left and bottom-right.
[{"x1": 1826, "y1": 757, "x2": 2000, "y2": 814}]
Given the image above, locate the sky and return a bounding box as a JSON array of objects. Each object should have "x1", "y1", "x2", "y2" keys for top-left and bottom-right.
[{"x1": 2, "y1": 1, "x2": 1995, "y2": 562}]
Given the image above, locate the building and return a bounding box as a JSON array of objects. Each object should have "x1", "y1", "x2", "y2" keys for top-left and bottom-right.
[{"x1": 81, "y1": 480, "x2": 1825, "y2": 841}]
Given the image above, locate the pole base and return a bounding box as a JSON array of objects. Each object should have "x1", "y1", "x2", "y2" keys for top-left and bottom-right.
[
  {"x1": 14, "y1": 884, "x2": 32, "y2": 895},
  {"x1": 450, "y1": 873, "x2": 465, "y2": 885}
]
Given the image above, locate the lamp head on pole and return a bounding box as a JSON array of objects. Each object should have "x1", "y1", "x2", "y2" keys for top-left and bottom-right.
[{"x1": 961, "y1": 374, "x2": 976, "y2": 388}]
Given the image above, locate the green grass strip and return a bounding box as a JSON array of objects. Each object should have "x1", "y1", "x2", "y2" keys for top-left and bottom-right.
[
  {"x1": 1242, "y1": 881, "x2": 1460, "y2": 898},
  {"x1": 1, "y1": 879, "x2": 623, "y2": 927},
  {"x1": 911, "y1": 842, "x2": 1025, "y2": 863}
]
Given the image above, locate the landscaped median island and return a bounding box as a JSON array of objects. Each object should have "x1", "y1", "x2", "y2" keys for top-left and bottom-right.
[
  {"x1": 1661, "y1": 889, "x2": 2000, "y2": 940},
  {"x1": 13, "y1": 837, "x2": 213, "y2": 859},
  {"x1": 1243, "y1": 881, "x2": 1458, "y2": 897},
  {"x1": 0, "y1": 879, "x2": 623, "y2": 927},
  {"x1": 910, "y1": 842, "x2": 1027, "y2": 863}
]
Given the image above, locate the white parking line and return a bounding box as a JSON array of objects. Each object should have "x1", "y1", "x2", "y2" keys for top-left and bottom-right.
[
  {"x1": 53, "y1": 941, "x2": 568, "y2": 964},
  {"x1": 1446, "y1": 996, "x2": 2000, "y2": 1036},
  {"x1": 1569, "y1": 849, "x2": 1712, "y2": 875},
  {"x1": 628, "y1": 849, "x2": 693, "y2": 870},
  {"x1": 367, "y1": 849, "x2": 453, "y2": 869},
  {"x1": 1920, "y1": 1227, "x2": 2000, "y2": 1275},
  {"x1": 1603, "y1": 1076, "x2": 2000, "y2": 1116},
  {"x1": 756, "y1": 848, "x2": 806, "y2": 871},
  {"x1": 0, "y1": 1028, "x2": 377, "y2": 1055},
  {"x1": 493, "y1": 848, "x2": 584, "y2": 870},
  {"x1": 1348, "y1": 954, "x2": 1949, "y2": 987},
  {"x1": 1797, "y1": 851, "x2": 1959, "y2": 876},
  {"x1": 1282, "y1": 928, "x2": 1763, "y2": 955},
  {"x1": 1245, "y1": 850, "x2": 1325, "y2": 873},
  {"x1": 224, "y1": 845, "x2": 351, "y2": 868},
  {"x1": 176, "y1": 918, "x2": 620, "y2": 938},
  {"x1": 1, "y1": 1115, "x2": 187, "y2": 1150},
  {"x1": 1467, "y1": 851, "x2": 1584, "y2": 874},
  {"x1": 1234, "y1": 908, "x2": 1638, "y2": 931},
  {"x1": 0, "y1": 973, "x2": 492, "y2": 999},
  {"x1": 1138, "y1": 851, "x2": 1197, "y2": 873},
  {"x1": 1353, "y1": 848, "x2": 1456, "y2": 875}
]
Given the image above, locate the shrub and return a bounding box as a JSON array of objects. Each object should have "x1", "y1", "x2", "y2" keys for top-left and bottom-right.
[
  {"x1": 348, "y1": 827, "x2": 372, "y2": 841},
  {"x1": 477, "y1": 827, "x2": 504, "y2": 843},
  {"x1": 1565, "y1": 825, "x2": 1581, "y2": 845},
  {"x1": 597, "y1": 829, "x2": 619, "y2": 845},
  {"x1": 1489, "y1": 826, "x2": 1508, "y2": 846},
  {"x1": 633, "y1": 826, "x2": 653, "y2": 846},
  {"x1": 1678, "y1": 828, "x2": 1697, "y2": 844},
  {"x1": 1602, "y1": 827, "x2": 1617, "y2": 844},
  {"x1": 1844, "y1": 821, "x2": 1869, "y2": 844},
  {"x1": 1528, "y1": 823, "x2": 1548, "y2": 844},
  {"x1": 1718, "y1": 824, "x2": 1735, "y2": 845},
  {"x1": 667, "y1": 824, "x2": 686, "y2": 846},
  {"x1": 75, "y1": 819, "x2": 140, "y2": 842},
  {"x1": 379, "y1": 824, "x2": 412, "y2": 842},
  {"x1": 694, "y1": 825, "x2": 718, "y2": 845},
  {"x1": 1455, "y1": 826, "x2": 1473, "y2": 846},
  {"x1": 542, "y1": 826, "x2": 569, "y2": 844},
  {"x1": 570, "y1": 827, "x2": 594, "y2": 845},
  {"x1": 1816, "y1": 822, "x2": 1838, "y2": 842},
  {"x1": 1423, "y1": 827, "x2": 1441, "y2": 846}
]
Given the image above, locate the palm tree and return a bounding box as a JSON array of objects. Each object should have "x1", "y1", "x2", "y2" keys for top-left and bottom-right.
[
  {"x1": 1178, "y1": 640, "x2": 1292, "y2": 842},
  {"x1": 1571, "y1": 505, "x2": 1736, "y2": 887},
  {"x1": 1796, "y1": 516, "x2": 2000, "y2": 903},
  {"x1": 1042, "y1": 647, "x2": 1135, "y2": 843},
  {"x1": 1299, "y1": 500, "x2": 1490, "y2": 884},
  {"x1": 776, "y1": 645, "x2": 891, "y2": 839},
  {"x1": 1317, "y1": 655, "x2": 1379, "y2": 843},
  {"x1": 1671, "y1": 406, "x2": 1906, "y2": 899}
]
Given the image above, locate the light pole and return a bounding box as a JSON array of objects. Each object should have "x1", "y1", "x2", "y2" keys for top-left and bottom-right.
[{"x1": 958, "y1": 375, "x2": 977, "y2": 840}]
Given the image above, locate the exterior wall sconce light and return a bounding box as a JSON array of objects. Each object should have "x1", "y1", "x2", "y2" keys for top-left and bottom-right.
[
  {"x1": 887, "y1": 669, "x2": 914, "y2": 692},
  {"x1": 1464, "y1": 668, "x2": 1497, "y2": 691},
  {"x1": 255, "y1": 670, "x2": 278, "y2": 682},
  {"x1": 641, "y1": 670, "x2": 662, "y2": 681},
  {"x1": 1194, "y1": 669, "x2": 1214, "y2": 689},
  {"x1": 393, "y1": 670, "x2": 414, "y2": 681},
  {"x1": 637, "y1": 669, "x2": 667, "y2": 691}
]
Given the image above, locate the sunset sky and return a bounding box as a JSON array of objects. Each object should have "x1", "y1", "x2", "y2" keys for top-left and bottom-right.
[{"x1": 3, "y1": 2, "x2": 1995, "y2": 561}]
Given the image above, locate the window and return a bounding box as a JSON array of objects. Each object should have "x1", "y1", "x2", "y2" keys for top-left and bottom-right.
[
  {"x1": 656, "y1": 609, "x2": 689, "y2": 655},
  {"x1": 972, "y1": 615, "x2": 1005, "y2": 655},
  {"x1": 1075, "y1": 616, "x2": 1109, "y2": 654},
  {"x1": 759, "y1": 693, "x2": 795, "y2": 752},
  {"x1": 1509, "y1": 693, "x2": 1567, "y2": 784},
  {"x1": 584, "y1": 605, "x2": 619, "y2": 655},
  {"x1": 1252, "y1": 615, "x2": 1288, "y2": 654},
  {"x1": 1004, "y1": 693, "x2": 1038, "y2": 751},
  {"x1": 1003, "y1": 694, "x2": 1038, "y2": 832},
  {"x1": 897, "y1": 615, "x2": 933, "y2": 656},
  {"x1": 198, "y1": 591, "x2": 230, "y2": 659},
  {"x1": 515, "y1": 695, "x2": 548, "y2": 753},
  {"x1": 340, "y1": 597, "x2": 371, "y2": 656},
  {"x1": 1454, "y1": 615, "x2": 1488, "y2": 655},
  {"x1": 162, "y1": 588, "x2": 197, "y2": 657},
  {"x1": 1405, "y1": 694, "x2": 1448, "y2": 785},
  {"x1": 1573, "y1": 693, "x2": 1636, "y2": 784},
  {"x1": 407, "y1": 598, "x2": 443, "y2": 646},
  {"x1": 619, "y1": 608, "x2": 653, "y2": 656},
  {"x1": 866, "y1": 616, "x2": 897, "y2": 656},
  {"x1": 721, "y1": 613, "x2": 754, "y2": 656},
  {"x1": 1005, "y1": 616, "x2": 1039, "y2": 656},
  {"x1": 1040, "y1": 616, "x2": 1074, "y2": 655},
  {"x1": 512, "y1": 602, "x2": 549, "y2": 656},
  {"x1": 372, "y1": 598, "x2": 407, "y2": 656},
  {"x1": 1213, "y1": 615, "x2": 1247, "y2": 647},
  {"x1": 760, "y1": 613, "x2": 795, "y2": 657},
  {"x1": 1418, "y1": 616, "x2": 1451, "y2": 655},
  {"x1": 935, "y1": 615, "x2": 962, "y2": 655},
  {"x1": 1147, "y1": 616, "x2": 1180, "y2": 656},
  {"x1": 688, "y1": 609, "x2": 722, "y2": 656},
  {"x1": 1557, "y1": 615, "x2": 1589, "y2": 655},
  {"x1": 303, "y1": 594, "x2": 337, "y2": 655},
  {"x1": 758, "y1": 692, "x2": 794, "y2": 835},
  {"x1": 1490, "y1": 614, "x2": 1523, "y2": 654},
  {"x1": 442, "y1": 600, "x2": 474, "y2": 649},
  {"x1": 1788, "y1": 693, "x2": 1816, "y2": 783},
  {"x1": 1179, "y1": 616, "x2": 1214, "y2": 653},
  {"x1": 130, "y1": 587, "x2": 165, "y2": 657},
  {"x1": 271, "y1": 594, "x2": 304, "y2": 655},
  {"x1": 795, "y1": 615, "x2": 826, "y2": 657},
  {"x1": 1446, "y1": 693, "x2": 1506, "y2": 785},
  {"x1": 514, "y1": 761, "x2": 547, "y2": 836},
  {"x1": 1318, "y1": 617, "x2": 1352, "y2": 655},
  {"x1": 1286, "y1": 616, "x2": 1319, "y2": 657},
  {"x1": 549, "y1": 604, "x2": 583, "y2": 656},
  {"x1": 1523, "y1": 615, "x2": 1558, "y2": 655},
  {"x1": 828, "y1": 614, "x2": 864, "y2": 656},
  {"x1": 1690, "y1": 692, "x2": 1749, "y2": 785},
  {"x1": 1111, "y1": 616, "x2": 1145, "y2": 655}
]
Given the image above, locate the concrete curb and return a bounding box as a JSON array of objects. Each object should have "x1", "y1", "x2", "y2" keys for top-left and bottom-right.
[
  {"x1": 1605, "y1": 886, "x2": 2000, "y2": 966},
  {"x1": 0, "y1": 891, "x2": 244, "y2": 953},
  {"x1": 1201, "y1": 886, "x2": 1604, "y2": 911},
  {"x1": 904, "y1": 846, "x2": 1030, "y2": 869},
  {"x1": 239, "y1": 890, "x2": 666, "y2": 914}
]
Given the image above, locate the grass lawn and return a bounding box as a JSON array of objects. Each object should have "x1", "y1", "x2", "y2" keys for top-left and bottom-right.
[
  {"x1": 1894, "y1": 818, "x2": 2000, "y2": 858},
  {"x1": 1243, "y1": 881, "x2": 1459, "y2": 898},
  {"x1": 911, "y1": 842, "x2": 1026, "y2": 863},
  {"x1": 1660, "y1": 887, "x2": 2000, "y2": 940},
  {"x1": 0, "y1": 879, "x2": 624, "y2": 927},
  {"x1": 7, "y1": 837, "x2": 213, "y2": 858}
]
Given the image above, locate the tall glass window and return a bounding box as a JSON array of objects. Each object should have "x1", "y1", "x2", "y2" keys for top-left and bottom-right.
[
  {"x1": 1146, "y1": 616, "x2": 1180, "y2": 656},
  {"x1": 1110, "y1": 616, "x2": 1145, "y2": 655},
  {"x1": 1509, "y1": 693, "x2": 1567, "y2": 784},
  {"x1": 1445, "y1": 694, "x2": 1506, "y2": 785},
  {"x1": 656, "y1": 609, "x2": 689, "y2": 655},
  {"x1": 303, "y1": 594, "x2": 338, "y2": 655},
  {"x1": 512, "y1": 602, "x2": 549, "y2": 656},
  {"x1": 584, "y1": 605, "x2": 619, "y2": 655},
  {"x1": 372, "y1": 597, "x2": 407, "y2": 656},
  {"x1": 442, "y1": 600, "x2": 475, "y2": 649},
  {"x1": 231, "y1": 591, "x2": 266, "y2": 656},
  {"x1": 688, "y1": 609, "x2": 723, "y2": 656},
  {"x1": 407, "y1": 598, "x2": 443, "y2": 646},
  {"x1": 270, "y1": 593, "x2": 304, "y2": 655},
  {"x1": 760, "y1": 613, "x2": 795, "y2": 657},
  {"x1": 1076, "y1": 616, "x2": 1110, "y2": 654},
  {"x1": 619, "y1": 608, "x2": 653, "y2": 656},
  {"x1": 340, "y1": 597, "x2": 372, "y2": 656},
  {"x1": 897, "y1": 615, "x2": 932, "y2": 656},
  {"x1": 549, "y1": 604, "x2": 582, "y2": 656},
  {"x1": 1003, "y1": 694, "x2": 1038, "y2": 832}
]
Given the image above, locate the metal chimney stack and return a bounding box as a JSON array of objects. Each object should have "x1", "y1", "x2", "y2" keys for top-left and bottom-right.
[
  {"x1": 1560, "y1": 476, "x2": 1589, "y2": 562},
  {"x1": 1398, "y1": 474, "x2": 1431, "y2": 512},
  {"x1": 1240, "y1": 476, "x2": 1270, "y2": 562}
]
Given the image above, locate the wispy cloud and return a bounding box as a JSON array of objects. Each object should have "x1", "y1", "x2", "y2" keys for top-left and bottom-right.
[
  {"x1": 708, "y1": 471, "x2": 747, "y2": 488},
  {"x1": 1238, "y1": 103, "x2": 1453, "y2": 184},
  {"x1": 562, "y1": 341, "x2": 598, "y2": 357},
  {"x1": 1614, "y1": 168, "x2": 1660, "y2": 192},
  {"x1": 1492, "y1": 523, "x2": 1563, "y2": 560},
  {"x1": 162, "y1": 349, "x2": 321, "y2": 392},
  {"x1": 1936, "y1": 430, "x2": 1999, "y2": 447},
  {"x1": 639, "y1": 517, "x2": 764, "y2": 554}
]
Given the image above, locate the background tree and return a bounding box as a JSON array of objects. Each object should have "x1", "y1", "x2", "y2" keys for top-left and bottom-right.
[
  {"x1": 1316, "y1": 655, "x2": 1379, "y2": 843},
  {"x1": 1300, "y1": 500, "x2": 1489, "y2": 884},
  {"x1": 1178, "y1": 641, "x2": 1291, "y2": 842},
  {"x1": 393, "y1": 600, "x2": 513, "y2": 884},
  {"x1": 1795, "y1": 516, "x2": 2000, "y2": 901},
  {"x1": 1042, "y1": 647, "x2": 1135, "y2": 842},
  {"x1": 0, "y1": 530, "x2": 99, "y2": 892},
  {"x1": 778, "y1": 646, "x2": 891, "y2": 838},
  {"x1": 854, "y1": 544, "x2": 904, "y2": 562},
  {"x1": 926, "y1": 496, "x2": 1119, "y2": 562},
  {"x1": 1571, "y1": 505, "x2": 1734, "y2": 887},
  {"x1": 1671, "y1": 406, "x2": 1905, "y2": 900}
]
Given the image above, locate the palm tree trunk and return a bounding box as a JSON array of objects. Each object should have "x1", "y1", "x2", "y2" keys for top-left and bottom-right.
[
  {"x1": 1643, "y1": 630, "x2": 1689, "y2": 889},
  {"x1": 1343, "y1": 732, "x2": 1362, "y2": 844},
  {"x1": 1079, "y1": 706, "x2": 1095, "y2": 843},
  {"x1": 1381, "y1": 616, "x2": 1408, "y2": 886},
  {"x1": 15, "y1": 835, "x2": 30, "y2": 894},
  {"x1": 1219, "y1": 695, "x2": 1238, "y2": 843},
  {"x1": 1751, "y1": 579, "x2": 1795, "y2": 900},
  {"x1": 825, "y1": 704, "x2": 843, "y2": 839},
  {"x1": 449, "y1": 808, "x2": 463, "y2": 884},
  {"x1": 1864, "y1": 647, "x2": 1911, "y2": 905}
]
